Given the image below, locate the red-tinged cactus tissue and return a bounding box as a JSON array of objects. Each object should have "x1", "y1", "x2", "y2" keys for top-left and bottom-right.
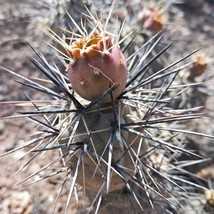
[
  {"x1": 138, "y1": 5, "x2": 165, "y2": 33},
  {"x1": 66, "y1": 32, "x2": 128, "y2": 103}
]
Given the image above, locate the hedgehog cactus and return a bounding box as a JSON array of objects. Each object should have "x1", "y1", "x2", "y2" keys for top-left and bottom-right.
[
  {"x1": 60, "y1": 101, "x2": 147, "y2": 194},
  {"x1": 59, "y1": 26, "x2": 148, "y2": 199},
  {"x1": 59, "y1": 25, "x2": 145, "y2": 194}
]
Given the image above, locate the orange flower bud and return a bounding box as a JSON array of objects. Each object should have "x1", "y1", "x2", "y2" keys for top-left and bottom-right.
[
  {"x1": 138, "y1": 6, "x2": 165, "y2": 33},
  {"x1": 189, "y1": 54, "x2": 208, "y2": 78}
]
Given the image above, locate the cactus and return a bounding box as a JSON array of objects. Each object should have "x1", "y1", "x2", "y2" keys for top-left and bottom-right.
[
  {"x1": 1, "y1": 1, "x2": 214, "y2": 213},
  {"x1": 66, "y1": 32, "x2": 128, "y2": 102},
  {"x1": 138, "y1": 4, "x2": 166, "y2": 34}
]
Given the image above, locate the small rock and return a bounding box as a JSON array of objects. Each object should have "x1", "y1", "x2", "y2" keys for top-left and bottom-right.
[{"x1": 6, "y1": 191, "x2": 32, "y2": 214}]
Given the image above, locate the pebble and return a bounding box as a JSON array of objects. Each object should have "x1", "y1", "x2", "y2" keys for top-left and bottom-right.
[{"x1": 7, "y1": 191, "x2": 32, "y2": 214}]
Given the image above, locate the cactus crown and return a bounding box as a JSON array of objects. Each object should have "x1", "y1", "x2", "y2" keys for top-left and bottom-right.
[{"x1": 68, "y1": 32, "x2": 113, "y2": 59}]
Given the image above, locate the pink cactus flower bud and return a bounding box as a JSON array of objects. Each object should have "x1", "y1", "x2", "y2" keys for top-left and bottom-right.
[
  {"x1": 66, "y1": 32, "x2": 128, "y2": 103},
  {"x1": 138, "y1": 6, "x2": 165, "y2": 33},
  {"x1": 189, "y1": 54, "x2": 208, "y2": 78}
]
